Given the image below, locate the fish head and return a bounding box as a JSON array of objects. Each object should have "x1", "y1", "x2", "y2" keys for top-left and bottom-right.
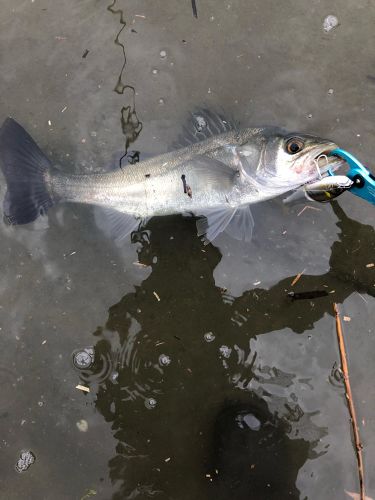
[{"x1": 254, "y1": 131, "x2": 345, "y2": 190}]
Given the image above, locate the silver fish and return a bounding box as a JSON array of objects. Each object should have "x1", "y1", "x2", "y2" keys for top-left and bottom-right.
[{"x1": 0, "y1": 111, "x2": 346, "y2": 243}]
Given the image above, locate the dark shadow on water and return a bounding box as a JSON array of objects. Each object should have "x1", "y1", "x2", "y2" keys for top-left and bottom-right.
[{"x1": 77, "y1": 202, "x2": 374, "y2": 499}]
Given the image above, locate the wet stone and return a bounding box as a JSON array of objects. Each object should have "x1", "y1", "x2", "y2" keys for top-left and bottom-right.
[{"x1": 15, "y1": 450, "x2": 36, "y2": 473}]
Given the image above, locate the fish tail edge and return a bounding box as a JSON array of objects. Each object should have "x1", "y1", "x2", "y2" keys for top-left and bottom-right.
[{"x1": 0, "y1": 117, "x2": 55, "y2": 225}]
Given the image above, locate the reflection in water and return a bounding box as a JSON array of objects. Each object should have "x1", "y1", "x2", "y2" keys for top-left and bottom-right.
[
  {"x1": 210, "y1": 397, "x2": 310, "y2": 500},
  {"x1": 73, "y1": 203, "x2": 374, "y2": 498},
  {"x1": 107, "y1": 0, "x2": 143, "y2": 168}
]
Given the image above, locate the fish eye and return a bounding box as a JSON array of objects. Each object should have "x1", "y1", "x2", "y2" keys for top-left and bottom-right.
[{"x1": 286, "y1": 138, "x2": 304, "y2": 155}]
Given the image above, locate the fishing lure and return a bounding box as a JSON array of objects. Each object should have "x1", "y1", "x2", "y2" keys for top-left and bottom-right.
[{"x1": 305, "y1": 149, "x2": 375, "y2": 206}]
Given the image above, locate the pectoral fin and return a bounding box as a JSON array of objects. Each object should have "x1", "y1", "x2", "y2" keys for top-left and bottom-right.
[{"x1": 197, "y1": 205, "x2": 254, "y2": 244}]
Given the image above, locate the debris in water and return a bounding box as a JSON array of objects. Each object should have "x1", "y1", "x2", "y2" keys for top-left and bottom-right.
[
  {"x1": 133, "y1": 261, "x2": 148, "y2": 268},
  {"x1": 191, "y1": 0, "x2": 198, "y2": 18},
  {"x1": 297, "y1": 205, "x2": 322, "y2": 217},
  {"x1": 61, "y1": 106, "x2": 67, "y2": 113},
  {"x1": 15, "y1": 450, "x2": 36, "y2": 473},
  {"x1": 153, "y1": 291, "x2": 161, "y2": 301},
  {"x1": 82, "y1": 49, "x2": 89, "y2": 58},
  {"x1": 76, "y1": 384, "x2": 90, "y2": 393},
  {"x1": 323, "y1": 15, "x2": 339, "y2": 32},
  {"x1": 366, "y1": 263, "x2": 374, "y2": 268},
  {"x1": 291, "y1": 269, "x2": 306, "y2": 287},
  {"x1": 76, "y1": 419, "x2": 89, "y2": 432},
  {"x1": 48, "y1": 120, "x2": 52, "y2": 126},
  {"x1": 80, "y1": 489, "x2": 97, "y2": 500},
  {"x1": 288, "y1": 290, "x2": 329, "y2": 300},
  {"x1": 159, "y1": 50, "x2": 167, "y2": 58},
  {"x1": 328, "y1": 88, "x2": 334, "y2": 95},
  {"x1": 343, "y1": 316, "x2": 351, "y2": 322},
  {"x1": 164, "y1": 457, "x2": 171, "y2": 462},
  {"x1": 345, "y1": 490, "x2": 374, "y2": 500}
]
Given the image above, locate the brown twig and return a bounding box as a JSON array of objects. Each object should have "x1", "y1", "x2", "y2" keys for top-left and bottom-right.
[{"x1": 333, "y1": 303, "x2": 365, "y2": 500}]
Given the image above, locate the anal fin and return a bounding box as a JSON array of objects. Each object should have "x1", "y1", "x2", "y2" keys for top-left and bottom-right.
[{"x1": 94, "y1": 206, "x2": 148, "y2": 242}]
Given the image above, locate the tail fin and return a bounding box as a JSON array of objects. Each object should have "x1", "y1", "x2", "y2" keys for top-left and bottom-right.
[{"x1": 0, "y1": 118, "x2": 54, "y2": 225}]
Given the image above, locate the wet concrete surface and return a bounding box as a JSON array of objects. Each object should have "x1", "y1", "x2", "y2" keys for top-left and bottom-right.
[{"x1": 0, "y1": 0, "x2": 374, "y2": 498}]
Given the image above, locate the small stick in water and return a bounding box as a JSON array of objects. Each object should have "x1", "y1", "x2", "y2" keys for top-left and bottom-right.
[
  {"x1": 333, "y1": 303, "x2": 366, "y2": 500},
  {"x1": 287, "y1": 290, "x2": 328, "y2": 300}
]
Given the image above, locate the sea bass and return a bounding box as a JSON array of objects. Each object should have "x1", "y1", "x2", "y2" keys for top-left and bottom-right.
[{"x1": 0, "y1": 111, "x2": 345, "y2": 243}]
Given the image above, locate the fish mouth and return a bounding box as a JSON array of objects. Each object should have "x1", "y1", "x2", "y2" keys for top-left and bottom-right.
[{"x1": 311, "y1": 143, "x2": 347, "y2": 176}]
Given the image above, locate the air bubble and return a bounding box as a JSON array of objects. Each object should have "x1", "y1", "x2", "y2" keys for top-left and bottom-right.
[
  {"x1": 145, "y1": 397, "x2": 157, "y2": 409},
  {"x1": 194, "y1": 115, "x2": 207, "y2": 131},
  {"x1": 72, "y1": 347, "x2": 94, "y2": 369},
  {"x1": 15, "y1": 451, "x2": 36, "y2": 473},
  {"x1": 323, "y1": 15, "x2": 339, "y2": 32},
  {"x1": 219, "y1": 345, "x2": 232, "y2": 358},
  {"x1": 204, "y1": 332, "x2": 215, "y2": 342},
  {"x1": 159, "y1": 354, "x2": 171, "y2": 366}
]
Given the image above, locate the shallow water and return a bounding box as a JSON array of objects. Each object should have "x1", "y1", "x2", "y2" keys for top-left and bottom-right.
[{"x1": 0, "y1": 1, "x2": 375, "y2": 499}]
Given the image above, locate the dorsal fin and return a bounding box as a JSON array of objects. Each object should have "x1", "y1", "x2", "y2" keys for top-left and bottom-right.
[{"x1": 173, "y1": 109, "x2": 238, "y2": 148}]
